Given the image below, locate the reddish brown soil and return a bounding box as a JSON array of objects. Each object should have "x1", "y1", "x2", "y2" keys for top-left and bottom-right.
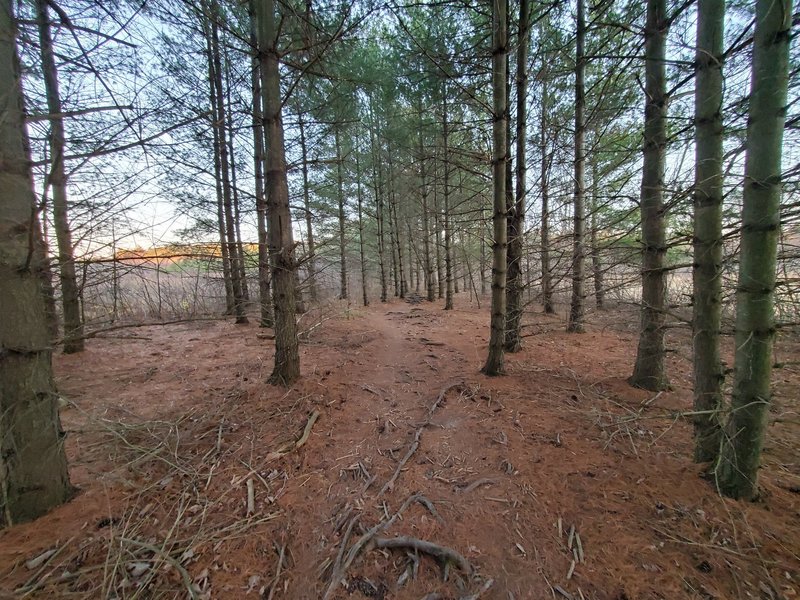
[{"x1": 0, "y1": 299, "x2": 798, "y2": 600}]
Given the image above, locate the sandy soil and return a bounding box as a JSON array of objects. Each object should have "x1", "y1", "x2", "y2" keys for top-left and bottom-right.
[{"x1": 0, "y1": 298, "x2": 798, "y2": 600}]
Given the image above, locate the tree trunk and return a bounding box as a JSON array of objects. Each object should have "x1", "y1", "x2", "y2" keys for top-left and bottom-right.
[
  {"x1": 35, "y1": 193, "x2": 58, "y2": 337},
  {"x1": 482, "y1": 0, "x2": 508, "y2": 376},
  {"x1": 716, "y1": 0, "x2": 791, "y2": 499},
  {"x1": 35, "y1": 0, "x2": 84, "y2": 353},
  {"x1": 480, "y1": 203, "x2": 487, "y2": 296},
  {"x1": 505, "y1": 0, "x2": 530, "y2": 352},
  {"x1": 356, "y1": 150, "x2": 369, "y2": 307},
  {"x1": 298, "y1": 114, "x2": 317, "y2": 302},
  {"x1": 0, "y1": 0, "x2": 72, "y2": 526},
  {"x1": 335, "y1": 127, "x2": 348, "y2": 300},
  {"x1": 567, "y1": 0, "x2": 586, "y2": 334},
  {"x1": 387, "y1": 151, "x2": 406, "y2": 298},
  {"x1": 257, "y1": 0, "x2": 300, "y2": 385},
  {"x1": 540, "y1": 77, "x2": 554, "y2": 314},
  {"x1": 369, "y1": 102, "x2": 388, "y2": 302},
  {"x1": 442, "y1": 88, "x2": 454, "y2": 310},
  {"x1": 249, "y1": 2, "x2": 273, "y2": 327},
  {"x1": 433, "y1": 178, "x2": 445, "y2": 300},
  {"x1": 629, "y1": 0, "x2": 668, "y2": 390},
  {"x1": 590, "y1": 152, "x2": 604, "y2": 309},
  {"x1": 224, "y1": 45, "x2": 249, "y2": 302},
  {"x1": 205, "y1": 29, "x2": 234, "y2": 314},
  {"x1": 209, "y1": 0, "x2": 247, "y2": 323},
  {"x1": 419, "y1": 117, "x2": 435, "y2": 302},
  {"x1": 692, "y1": 0, "x2": 725, "y2": 464}
]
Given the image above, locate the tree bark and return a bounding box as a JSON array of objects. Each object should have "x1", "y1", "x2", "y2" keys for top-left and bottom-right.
[
  {"x1": 567, "y1": 0, "x2": 586, "y2": 334},
  {"x1": 388, "y1": 149, "x2": 406, "y2": 298},
  {"x1": 0, "y1": 0, "x2": 72, "y2": 526},
  {"x1": 434, "y1": 175, "x2": 445, "y2": 299},
  {"x1": 629, "y1": 0, "x2": 669, "y2": 390},
  {"x1": 482, "y1": 0, "x2": 508, "y2": 376},
  {"x1": 356, "y1": 149, "x2": 369, "y2": 307},
  {"x1": 335, "y1": 127, "x2": 348, "y2": 300},
  {"x1": 224, "y1": 45, "x2": 249, "y2": 302},
  {"x1": 298, "y1": 114, "x2": 317, "y2": 302},
  {"x1": 205, "y1": 29, "x2": 234, "y2": 315},
  {"x1": 692, "y1": 0, "x2": 725, "y2": 464},
  {"x1": 505, "y1": 0, "x2": 530, "y2": 352},
  {"x1": 419, "y1": 112, "x2": 435, "y2": 302},
  {"x1": 368, "y1": 101, "x2": 388, "y2": 302},
  {"x1": 257, "y1": 0, "x2": 300, "y2": 385},
  {"x1": 590, "y1": 152, "x2": 604, "y2": 309},
  {"x1": 35, "y1": 0, "x2": 84, "y2": 353},
  {"x1": 249, "y1": 2, "x2": 273, "y2": 327},
  {"x1": 442, "y1": 87, "x2": 454, "y2": 310},
  {"x1": 540, "y1": 76, "x2": 554, "y2": 314},
  {"x1": 716, "y1": 0, "x2": 791, "y2": 500},
  {"x1": 208, "y1": 0, "x2": 247, "y2": 323}
]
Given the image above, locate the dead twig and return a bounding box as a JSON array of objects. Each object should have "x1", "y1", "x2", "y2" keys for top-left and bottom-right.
[{"x1": 266, "y1": 544, "x2": 286, "y2": 600}]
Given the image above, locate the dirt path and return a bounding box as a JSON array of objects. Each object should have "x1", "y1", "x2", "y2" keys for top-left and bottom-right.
[{"x1": 0, "y1": 300, "x2": 797, "y2": 600}]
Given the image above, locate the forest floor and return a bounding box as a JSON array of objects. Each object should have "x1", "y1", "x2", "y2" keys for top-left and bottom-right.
[{"x1": 0, "y1": 297, "x2": 798, "y2": 600}]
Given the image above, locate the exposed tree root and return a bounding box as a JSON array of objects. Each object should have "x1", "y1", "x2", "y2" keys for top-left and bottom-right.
[
  {"x1": 373, "y1": 536, "x2": 473, "y2": 574},
  {"x1": 323, "y1": 494, "x2": 421, "y2": 600},
  {"x1": 378, "y1": 381, "x2": 464, "y2": 496}
]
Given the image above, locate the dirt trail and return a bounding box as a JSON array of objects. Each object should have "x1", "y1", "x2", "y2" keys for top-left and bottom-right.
[{"x1": 0, "y1": 299, "x2": 798, "y2": 600}]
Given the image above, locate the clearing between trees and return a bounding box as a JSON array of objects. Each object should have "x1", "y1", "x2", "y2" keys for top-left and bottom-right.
[{"x1": 0, "y1": 300, "x2": 797, "y2": 600}]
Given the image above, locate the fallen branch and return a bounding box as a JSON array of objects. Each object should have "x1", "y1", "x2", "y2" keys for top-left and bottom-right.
[
  {"x1": 373, "y1": 536, "x2": 473, "y2": 575},
  {"x1": 378, "y1": 429, "x2": 422, "y2": 496},
  {"x1": 265, "y1": 410, "x2": 320, "y2": 461},
  {"x1": 459, "y1": 478, "x2": 495, "y2": 495}
]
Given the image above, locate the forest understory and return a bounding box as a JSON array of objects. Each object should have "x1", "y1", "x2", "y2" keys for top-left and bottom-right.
[{"x1": 0, "y1": 299, "x2": 798, "y2": 600}]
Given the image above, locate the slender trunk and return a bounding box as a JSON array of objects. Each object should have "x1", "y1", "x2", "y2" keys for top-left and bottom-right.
[
  {"x1": 356, "y1": 150, "x2": 369, "y2": 307},
  {"x1": 206, "y1": 30, "x2": 234, "y2": 314},
  {"x1": 482, "y1": 0, "x2": 508, "y2": 375},
  {"x1": 567, "y1": 0, "x2": 586, "y2": 333},
  {"x1": 209, "y1": 0, "x2": 247, "y2": 323},
  {"x1": 35, "y1": 0, "x2": 83, "y2": 352},
  {"x1": 434, "y1": 177, "x2": 445, "y2": 299},
  {"x1": 590, "y1": 152, "x2": 604, "y2": 309},
  {"x1": 369, "y1": 102, "x2": 387, "y2": 302},
  {"x1": 298, "y1": 114, "x2": 317, "y2": 301},
  {"x1": 540, "y1": 77, "x2": 554, "y2": 314},
  {"x1": 387, "y1": 148, "x2": 406, "y2": 298},
  {"x1": 224, "y1": 45, "x2": 249, "y2": 302},
  {"x1": 443, "y1": 88, "x2": 454, "y2": 310},
  {"x1": 250, "y1": 1, "x2": 273, "y2": 327},
  {"x1": 629, "y1": 0, "x2": 668, "y2": 390},
  {"x1": 480, "y1": 203, "x2": 487, "y2": 296},
  {"x1": 34, "y1": 198, "x2": 58, "y2": 337},
  {"x1": 717, "y1": 0, "x2": 791, "y2": 499},
  {"x1": 692, "y1": 0, "x2": 725, "y2": 464},
  {"x1": 257, "y1": 0, "x2": 300, "y2": 384},
  {"x1": 335, "y1": 127, "x2": 348, "y2": 300},
  {"x1": 0, "y1": 0, "x2": 72, "y2": 525},
  {"x1": 419, "y1": 117, "x2": 435, "y2": 302},
  {"x1": 505, "y1": 0, "x2": 529, "y2": 352}
]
